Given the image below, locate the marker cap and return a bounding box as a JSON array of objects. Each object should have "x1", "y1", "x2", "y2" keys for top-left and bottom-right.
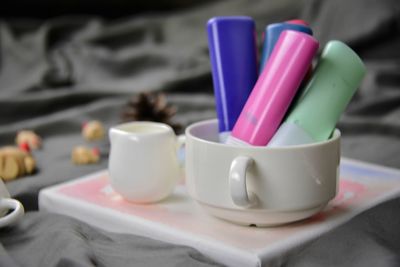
[
  {"x1": 286, "y1": 19, "x2": 309, "y2": 26},
  {"x1": 283, "y1": 40, "x2": 366, "y2": 143},
  {"x1": 207, "y1": 17, "x2": 258, "y2": 136},
  {"x1": 324, "y1": 41, "x2": 366, "y2": 90},
  {"x1": 260, "y1": 22, "x2": 313, "y2": 72},
  {"x1": 231, "y1": 30, "x2": 319, "y2": 146}
]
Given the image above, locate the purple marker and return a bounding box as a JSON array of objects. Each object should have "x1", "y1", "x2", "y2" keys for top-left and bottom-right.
[
  {"x1": 207, "y1": 16, "x2": 258, "y2": 142},
  {"x1": 227, "y1": 30, "x2": 319, "y2": 146}
]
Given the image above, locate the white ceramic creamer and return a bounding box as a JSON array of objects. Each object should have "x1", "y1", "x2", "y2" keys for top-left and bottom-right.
[{"x1": 109, "y1": 121, "x2": 184, "y2": 203}]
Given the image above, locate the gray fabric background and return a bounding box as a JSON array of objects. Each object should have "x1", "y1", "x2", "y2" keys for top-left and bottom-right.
[{"x1": 0, "y1": 0, "x2": 400, "y2": 266}]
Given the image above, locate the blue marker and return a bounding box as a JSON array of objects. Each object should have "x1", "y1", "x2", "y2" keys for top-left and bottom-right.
[
  {"x1": 259, "y1": 20, "x2": 313, "y2": 72},
  {"x1": 207, "y1": 16, "x2": 258, "y2": 142}
]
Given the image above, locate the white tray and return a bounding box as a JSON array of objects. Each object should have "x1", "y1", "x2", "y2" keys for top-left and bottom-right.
[{"x1": 39, "y1": 158, "x2": 400, "y2": 267}]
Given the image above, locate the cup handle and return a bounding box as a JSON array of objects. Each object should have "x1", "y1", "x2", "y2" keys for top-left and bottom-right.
[
  {"x1": 229, "y1": 156, "x2": 257, "y2": 208},
  {"x1": 0, "y1": 198, "x2": 24, "y2": 228}
]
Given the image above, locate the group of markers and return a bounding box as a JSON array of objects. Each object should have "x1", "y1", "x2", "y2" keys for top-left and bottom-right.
[{"x1": 207, "y1": 16, "x2": 366, "y2": 147}]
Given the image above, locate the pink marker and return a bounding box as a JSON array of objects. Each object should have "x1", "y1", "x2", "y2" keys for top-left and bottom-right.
[{"x1": 227, "y1": 30, "x2": 319, "y2": 146}]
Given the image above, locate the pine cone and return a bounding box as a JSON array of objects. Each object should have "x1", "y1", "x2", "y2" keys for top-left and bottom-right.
[{"x1": 121, "y1": 92, "x2": 182, "y2": 134}]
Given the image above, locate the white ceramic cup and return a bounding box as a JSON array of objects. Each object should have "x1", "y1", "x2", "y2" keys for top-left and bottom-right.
[
  {"x1": 109, "y1": 121, "x2": 184, "y2": 203},
  {"x1": 185, "y1": 119, "x2": 340, "y2": 226},
  {"x1": 0, "y1": 179, "x2": 24, "y2": 228}
]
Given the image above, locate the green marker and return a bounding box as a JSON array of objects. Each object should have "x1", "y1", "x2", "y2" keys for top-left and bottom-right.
[{"x1": 268, "y1": 40, "x2": 366, "y2": 147}]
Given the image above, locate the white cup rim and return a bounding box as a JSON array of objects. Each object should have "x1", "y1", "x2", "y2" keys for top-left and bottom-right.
[
  {"x1": 110, "y1": 121, "x2": 174, "y2": 137},
  {"x1": 186, "y1": 119, "x2": 340, "y2": 150}
]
